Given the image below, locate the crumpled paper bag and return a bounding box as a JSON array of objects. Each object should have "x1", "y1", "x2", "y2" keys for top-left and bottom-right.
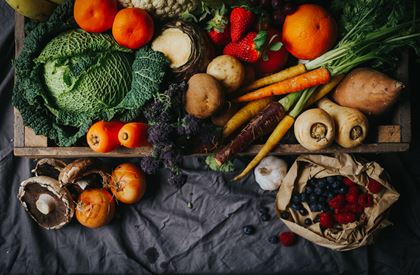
[{"x1": 275, "y1": 153, "x2": 399, "y2": 251}]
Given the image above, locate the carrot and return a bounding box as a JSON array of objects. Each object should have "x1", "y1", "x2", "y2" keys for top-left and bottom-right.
[
  {"x1": 215, "y1": 91, "x2": 303, "y2": 165},
  {"x1": 233, "y1": 115, "x2": 295, "y2": 181},
  {"x1": 118, "y1": 122, "x2": 149, "y2": 148},
  {"x1": 243, "y1": 64, "x2": 307, "y2": 92},
  {"x1": 87, "y1": 121, "x2": 124, "y2": 153},
  {"x1": 236, "y1": 67, "x2": 330, "y2": 102},
  {"x1": 222, "y1": 98, "x2": 272, "y2": 138},
  {"x1": 304, "y1": 75, "x2": 345, "y2": 108}
]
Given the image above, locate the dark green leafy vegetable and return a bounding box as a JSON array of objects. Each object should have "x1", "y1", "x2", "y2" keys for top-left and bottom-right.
[{"x1": 13, "y1": 0, "x2": 168, "y2": 146}]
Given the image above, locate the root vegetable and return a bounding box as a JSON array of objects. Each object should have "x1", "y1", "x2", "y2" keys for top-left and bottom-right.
[
  {"x1": 211, "y1": 101, "x2": 240, "y2": 127},
  {"x1": 318, "y1": 98, "x2": 368, "y2": 148},
  {"x1": 76, "y1": 188, "x2": 115, "y2": 229},
  {"x1": 294, "y1": 108, "x2": 335, "y2": 151},
  {"x1": 110, "y1": 163, "x2": 146, "y2": 204},
  {"x1": 215, "y1": 101, "x2": 286, "y2": 165},
  {"x1": 151, "y1": 21, "x2": 215, "y2": 81},
  {"x1": 206, "y1": 55, "x2": 245, "y2": 93},
  {"x1": 254, "y1": 156, "x2": 288, "y2": 191},
  {"x1": 185, "y1": 73, "x2": 224, "y2": 119},
  {"x1": 332, "y1": 68, "x2": 405, "y2": 116},
  {"x1": 87, "y1": 121, "x2": 124, "y2": 153},
  {"x1": 223, "y1": 98, "x2": 272, "y2": 138},
  {"x1": 118, "y1": 122, "x2": 149, "y2": 148}
]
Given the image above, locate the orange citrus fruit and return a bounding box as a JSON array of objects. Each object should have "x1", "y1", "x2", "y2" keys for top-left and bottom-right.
[
  {"x1": 282, "y1": 4, "x2": 337, "y2": 60},
  {"x1": 112, "y1": 8, "x2": 154, "y2": 49},
  {"x1": 74, "y1": 0, "x2": 117, "y2": 33}
]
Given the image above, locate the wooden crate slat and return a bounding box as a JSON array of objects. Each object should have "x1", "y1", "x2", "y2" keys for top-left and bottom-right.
[{"x1": 394, "y1": 51, "x2": 411, "y2": 143}]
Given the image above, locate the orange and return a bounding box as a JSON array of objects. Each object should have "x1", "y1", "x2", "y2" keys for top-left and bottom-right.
[
  {"x1": 112, "y1": 8, "x2": 154, "y2": 49},
  {"x1": 74, "y1": 0, "x2": 117, "y2": 33},
  {"x1": 282, "y1": 4, "x2": 337, "y2": 60}
]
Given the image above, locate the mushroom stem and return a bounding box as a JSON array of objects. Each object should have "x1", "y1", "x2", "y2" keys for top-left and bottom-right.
[{"x1": 36, "y1": 193, "x2": 56, "y2": 215}]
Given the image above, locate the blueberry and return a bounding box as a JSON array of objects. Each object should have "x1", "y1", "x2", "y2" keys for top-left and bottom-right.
[
  {"x1": 326, "y1": 176, "x2": 336, "y2": 184},
  {"x1": 243, "y1": 225, "x2": 256, "y2": 235},
  {"x1": 300, "y1": 193, "x2": 308, "y2": 202},
  {"x1": 318, "y1": 180, "x2": 326, "y2": 189},
  {"x1": 314, "y1": 215, "x2": 320, "y2": 223},
  {"x1": 261, "y1": 213, "x2": 271, "y2": 222},
  {"x1": 291, "y1": 195, "x2": 301, "y2": 204},
  {"x1": 316, "y1": 203, "x2": 324, "y2": 211},
  {"x1": 299, "y1": 208, "x2": 308, "y2": 216},
  {"x1": 280, "y1": 211, "x2": 290, "y2": 219},
  {"x1": 335, "y1": 175, "x2": 343, "y2": 181},
  {"x1": 306, "y1": 185, "x2": 315, "y2": 194},
  {"x1": 325, "y1": 184, "x2": 331, "y2": 191},
  {"x1": 338, "y1": 186, "x2": 348, "y2": 194},
  {"x1": 304, "y1": 218, "x2": 313, "y2": 226},
  {"x1": 321, "y1": 202, "x2": 330, "y2": 212},
  {"x1": 258, "y1": 206, "x2": 269, "y2": 214},
  {"x1": 291, "y1": 203, "x2": 303, "y2": 210},
  {"x1": 268, "y1": 236, "x2": 278, "y2": 244},
  {"x1": 314, "y1": 187, "x2": 323, "y2": 196},
  {"x1": 331, "y1": 182, "x2": 339, "y2": 190},
  {"x1": 311, "y1": 204, "x2": 321, "y2": 212},
  {"x1": 308, "y1": 178, "x2": 316, "y2": 186},
  {"x1": 309, "y1": 194, "x2": 317, "y2": 203}
]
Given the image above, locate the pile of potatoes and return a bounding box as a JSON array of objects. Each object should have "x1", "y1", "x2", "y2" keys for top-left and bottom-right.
[{"x1": 184, "y1": 55, "x2": 253, "y2": 126}]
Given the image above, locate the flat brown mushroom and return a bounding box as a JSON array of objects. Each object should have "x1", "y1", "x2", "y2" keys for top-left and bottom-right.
[
  {"x1": 18, "y1": 176, "x2": 74, "y2": 230},
  {"x1": 32, "y1": 158, "x2": 67, "y2": 179}
]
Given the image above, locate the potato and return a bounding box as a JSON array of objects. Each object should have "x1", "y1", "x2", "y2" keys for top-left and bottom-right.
[
  {"x1": 185, "y1": 73, "x2": 224, "y2": 119},
  {"x1": 211, "y1": 101, "x2": 239, "y2": 127},
  {"x1": 206, "y1": 55, "x2": 245, "y2": 93},
  {"x1": 332, "y1": 68, "x2": 405, "y2": 116}
]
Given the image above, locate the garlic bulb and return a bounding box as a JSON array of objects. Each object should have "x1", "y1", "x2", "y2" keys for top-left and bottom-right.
[{"x1": 254, "y1": 156, "x2": 288, "y2": 191}]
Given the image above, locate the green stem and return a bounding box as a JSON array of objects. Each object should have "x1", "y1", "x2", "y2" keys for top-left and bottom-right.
[
  {"x1": 289, "y1": 87, "x2": 318, "y2": 118},
  {"x1": 278, "y1": 90, "x2": 303, "y2": 111}
]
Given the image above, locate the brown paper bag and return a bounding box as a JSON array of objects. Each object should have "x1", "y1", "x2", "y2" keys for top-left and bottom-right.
[{"x1": 275, "y1": 153, "x2": 399, "y2": 251}]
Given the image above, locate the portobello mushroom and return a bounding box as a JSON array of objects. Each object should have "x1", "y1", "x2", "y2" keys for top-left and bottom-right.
[
  {"x1": 59, "y1": 158, "x2": 111, "y2": 199},
  {"x1": 152, "y1": 20, "x2": 215, "y2": 81},
  {"x1": 18, "y1": 176, "x2": 74, "y2": 230},
  {"x1": 32, "y1": 158, "x2": 67, "y2": 178}
]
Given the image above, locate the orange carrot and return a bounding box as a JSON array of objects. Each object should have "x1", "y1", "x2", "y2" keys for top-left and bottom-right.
[
  {"x1": 304, "y1": 74, "x2": 344, "y2": 108},
  {"x1": 243, "y1": 64, "x2": 307, "y2": 92},
  {"x1": 236, "y1": 67, "x2": 330, "y2": 102}
]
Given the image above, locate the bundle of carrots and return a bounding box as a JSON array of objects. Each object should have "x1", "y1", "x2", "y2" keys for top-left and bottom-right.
[{"x1": 218, "y1": 0, "x2": 420, "y2": 180}]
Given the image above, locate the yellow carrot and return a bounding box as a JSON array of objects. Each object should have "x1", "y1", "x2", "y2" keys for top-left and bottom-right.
[
  {"x1": 236, "y1": 67, "x2": 331, "y2": 102},
  {"x1": 243, "y1": 64, "x2": 307, "y2": 92},
  {"x1": 222, "y1": 98, "x2": 272, "y2": 138},
  {"x1": 304, "y1": 74, "x2": 345, "y2": 108},
  {"x1": 234, "y1": 115, "x2": 295, "y2": 181}
]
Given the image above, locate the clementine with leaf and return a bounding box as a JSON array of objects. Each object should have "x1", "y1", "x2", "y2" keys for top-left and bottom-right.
[{"x1": 74, "y1": 0, "x2": 118, "y2": 33}]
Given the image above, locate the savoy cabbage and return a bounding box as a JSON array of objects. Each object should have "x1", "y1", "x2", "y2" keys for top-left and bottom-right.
[{"x1": 13, "y1": 0, "x2": 168, "y2": 146}]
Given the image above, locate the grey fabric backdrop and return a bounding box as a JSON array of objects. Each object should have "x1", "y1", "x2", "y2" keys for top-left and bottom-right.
[{"x1": 1, "y1": 3, "x2": 420, "y2": 274}]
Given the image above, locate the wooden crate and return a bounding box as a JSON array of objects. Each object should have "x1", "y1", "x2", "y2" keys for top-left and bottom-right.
[{"x1": 13, "y1": 14, "x2": 411, "y2": 158}]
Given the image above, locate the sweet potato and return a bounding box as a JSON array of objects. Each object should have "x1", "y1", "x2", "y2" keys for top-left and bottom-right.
[{"x1": 332, "y1": 68, "x2": 405, "y2": 116}]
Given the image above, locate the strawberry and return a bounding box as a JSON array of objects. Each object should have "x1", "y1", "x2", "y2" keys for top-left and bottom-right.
[
  {"x1": 367, "y1": 178, "x2": 383, "y2": 194},
  {"x1": 279, "y1": 232, "x2": 297, "y2": 246},
  {"x1": 224, "y1": 31, "x2": 267, "y2": 63},
  {"x1": 230, "y1": 6, "x2": 255, "y2": 42},
  {"x1": 328, "y1": 194, "x2": 345, "y2": 209},
  {"x1": 254, "y1": 29, "x2": 288, "y2": 75},
  {"x1": 320, "y1": 212, "x2": 334, "y2": 228},
  {"x1": 206, "y1": 5, "x2": 230, "y2": 46}
]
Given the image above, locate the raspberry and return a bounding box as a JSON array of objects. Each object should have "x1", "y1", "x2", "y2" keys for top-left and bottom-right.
[
  {"x1": 279, "y1": 232, "x2": 297, "y2": 246},
  {"x1": 347, "y1": 203, "x2": 364, "y2": 214},
  {"x1": 358, "y1": 194, "x2": 374, "y2": 208},
  {"x1": 335, "y1": 212, "x2": 356, "y2": 224},
  {"x1": 348, "y1": 186, "x2": 359, "y2": 195},
  {"x1": 328, "y1": 194, "x2": 345, "y2": 209},
  {"x1": 343, "y1": 177, "x2": 355, "y2": 187},
  {"x1": 346, "y1": 192, "x2": 359, "y2": 204},
  {"x1": 368, "y1": 178, "x2": 383, "y2": 194},
  {"x1": 320, "y1": 212, "x2": 334, "y2": 228}
]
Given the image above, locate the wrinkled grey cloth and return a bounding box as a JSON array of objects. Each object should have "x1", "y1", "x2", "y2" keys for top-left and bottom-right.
[{"x1": 1, "y1": 3, "x2": 420, "y2": 274}]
